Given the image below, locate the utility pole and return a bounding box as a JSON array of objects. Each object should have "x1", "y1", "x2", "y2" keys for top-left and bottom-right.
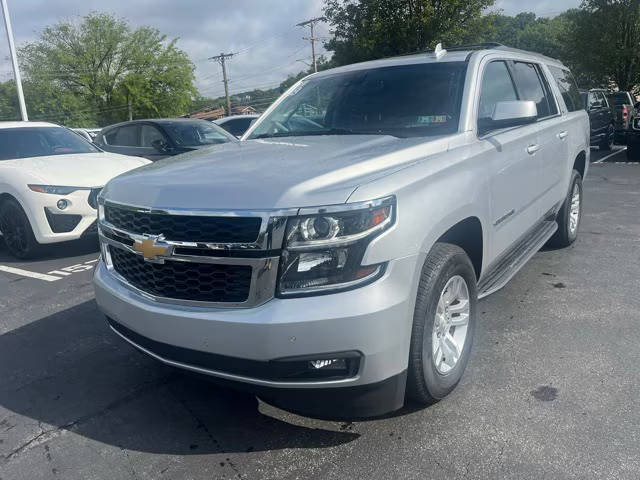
[
  {"x1": 1, "y1": 0, "x2": 28, "y2": 121},
  {"x1": 209, "y1": 52, "x2": 234, "y2": 116},
  {"x1": 297, "y1": 17, "x2": 325, "y2": 73}
]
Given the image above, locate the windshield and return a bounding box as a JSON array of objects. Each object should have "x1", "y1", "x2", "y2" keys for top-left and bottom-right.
[
  {"x1": 247, "y1": 62, "x2": 467, "y2": 140},
  {"x1": 609, "y1": 92, "x2": 631, "y2": 106},
  {"x1": 161, "y1": 120, "x2": 234, "y2": 147},
  {"x1": 0, "y1": 127, "x2": 100, "y2": 161}
]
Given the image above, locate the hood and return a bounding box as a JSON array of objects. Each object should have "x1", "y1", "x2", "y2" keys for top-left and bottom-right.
[
  {"x1": 102, "y1": 134, "x2": 451, "y2": 210},
  {"x1": 9, "y1": 152, "x2": 150, "y2": 187}
]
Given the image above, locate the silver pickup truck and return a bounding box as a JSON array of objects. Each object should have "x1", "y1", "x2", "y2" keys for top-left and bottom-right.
[{"x1": 94, "y1": 44, "x2": 589, "y2": 417}]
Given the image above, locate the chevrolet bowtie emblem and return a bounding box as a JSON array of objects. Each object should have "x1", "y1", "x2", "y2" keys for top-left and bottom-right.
[{"x1": 134, "y1": 236, "x2": 170, "y2": 261}]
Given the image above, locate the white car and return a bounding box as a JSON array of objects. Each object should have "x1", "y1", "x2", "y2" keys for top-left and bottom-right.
[{"x1": 0, "y1": 122, "x2": 150, "y2": 258}]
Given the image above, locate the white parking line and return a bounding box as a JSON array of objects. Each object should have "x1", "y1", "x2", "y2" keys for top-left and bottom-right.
[
  {"x1": 593, "y1": 147, "x2": 627, "y2": 164},
  {"x1": 0, "y1": 265, "x2": 61, "y2": 282},
  {"x1": 48, "y1": 270, "x2": 72, "y2": 276}
]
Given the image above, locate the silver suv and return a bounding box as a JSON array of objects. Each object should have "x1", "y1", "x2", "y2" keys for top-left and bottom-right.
[{"x1": 94, "y1": 44, "x2": 589, "y2": 417}]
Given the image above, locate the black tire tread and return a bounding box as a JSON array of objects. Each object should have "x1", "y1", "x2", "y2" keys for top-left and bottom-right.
[
  {"x1": 406, "y1": 243, "x2": 476, "y2": 405},
  {"x1": 0, "y1": 199, "x2": 40, "y2": 259},
  {"x1": 548, "y1": 170, "x2": 581, "y2": 249}
]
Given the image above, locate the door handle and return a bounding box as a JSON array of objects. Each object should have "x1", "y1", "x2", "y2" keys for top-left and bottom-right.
[
  {"x1": 558, "y1": 131, "x2": 568, "y2": 140},
  {"x1": 526, "y1": 144, "x2": 541, "y2": 155}
]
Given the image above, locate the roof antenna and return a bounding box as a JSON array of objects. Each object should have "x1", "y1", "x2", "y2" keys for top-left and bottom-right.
[{"x1": 434, "y1": 43, "x2": 446, "y2": 59}]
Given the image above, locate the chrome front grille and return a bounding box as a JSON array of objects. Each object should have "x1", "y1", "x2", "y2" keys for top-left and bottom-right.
[
  {"x1": 99, "y1": 201, "x2": 293, "y2": 308},
  {"x1": 104, "y1": 204, "x2": 261, "y2": 243},
  {"x1": 109, "y1": 246, "x2": 253, "y2": 303}
]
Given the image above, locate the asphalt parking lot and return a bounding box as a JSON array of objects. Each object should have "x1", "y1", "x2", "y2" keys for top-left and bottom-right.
[{"x1": 1, "y1": 146, "x2": 639, "y2": 480}]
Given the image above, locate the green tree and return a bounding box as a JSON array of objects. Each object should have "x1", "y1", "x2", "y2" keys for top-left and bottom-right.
[
  {"x1": 477, "y1": 12, "x2": 575, "y2": 63},
  {"x1": 323, "y1": 0, "x2": 495, "y2": 65},
  {"x1": 19, "y1": 12, "x2": 197, "y2": 126},
  {"x1": 568, "y1": 0, "x2": 640, "y2": 91}
]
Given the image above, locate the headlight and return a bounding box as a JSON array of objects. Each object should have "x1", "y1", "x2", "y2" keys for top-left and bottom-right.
[
  {"x1": 28, "y1": 185, "x2": 82, "y2": 195},
  {"x1": 277, "y1": 196, "x2": 395, "y2": 296}
]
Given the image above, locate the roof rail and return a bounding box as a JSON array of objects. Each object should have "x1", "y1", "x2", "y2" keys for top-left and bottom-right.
[{"x1": 445, "y1": 42, "x2": 505, "y2": 52}]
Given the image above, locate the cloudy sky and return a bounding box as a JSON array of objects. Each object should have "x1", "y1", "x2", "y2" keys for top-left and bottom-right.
[{"x1": 1, "y1": 0, "x2": 580, "y2": 100}]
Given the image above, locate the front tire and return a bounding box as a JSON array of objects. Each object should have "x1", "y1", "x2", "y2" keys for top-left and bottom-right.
[
  {"x1": 406, "y1": 243, "x2": 477, "y2": 405},
  {"x1": 0, "y1": 199, "x2": 40, "y2": 259},
  {"x1": 548, "y1": 170, "x2": 582, "y2": 248}
]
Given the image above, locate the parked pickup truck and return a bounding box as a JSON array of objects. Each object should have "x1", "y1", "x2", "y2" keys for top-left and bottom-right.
[
  {"x1": 94, "y1": 44, "x2": 589, "y2": 418},
  {"x1": 607, "y1": 91, "x2": 636, "y2": 144}
]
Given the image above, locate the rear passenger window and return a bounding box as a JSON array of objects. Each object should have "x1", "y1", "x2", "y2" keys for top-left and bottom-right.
[
  {"x1": 512, "y1": 62, "x2": 555, "y2": 118},
  {"x1": 548, "y1": 66, "x2": 583, "y2": 112},
  {"x1": 478, "y1": 61, "x2": 518, "y2": 121},
  {"x1": 108, "y1": 125, "x2": 139, "y2": 146}
]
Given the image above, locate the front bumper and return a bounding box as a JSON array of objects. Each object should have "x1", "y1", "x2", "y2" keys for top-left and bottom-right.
[
  {"x1": 94, "y1": 253, "x2": 421, "y2": 416},
  {"x1": 24, "y1": 189, "x2": 99, "y2": 244}
]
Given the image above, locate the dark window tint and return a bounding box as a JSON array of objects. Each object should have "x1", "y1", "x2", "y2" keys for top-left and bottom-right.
[
  {"x1": 220, "y1": 118, "x2": 254, "y2": 137},
  {"x1": 140, "y1": 125, "x2": 166, "y2": 147},
  {"x1": 512, "y1": 62, "x2": 552, "y2": 118},
  {"x1": 162, "y1": 120, "x2": 233, "y2": 147},
  {"x1": 478, "y1": 61, "x2": 518, "y2": 120},
  {"x1": 596, "y1": 91, "x2": 608, "y2": 107},
  {"x1": 248, "y1": 62, "x2": 468, "y2": 139},
  {"x1": 548, "y1": 66, "x2": 583, "y2": 112},
  {"x1": 587, "y1": 92, "x2": 603, "y2": 109},
  {"x1": 106, "y1": 125, "x2": 139, "y2": 146},
  {"x1": 0, "y1": 127, "x2": 99, "y2": 160},
  {"x1": 609, "y1": 92, "x2": 631, "y2": 106}
]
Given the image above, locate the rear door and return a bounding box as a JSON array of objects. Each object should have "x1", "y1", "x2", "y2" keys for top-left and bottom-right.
[
  {"x1": 510, "y1": 61, "x2": 567, "y2": 217},
  {"x1": 98, "y1": 124, "x2": 142, "y2": 157}
]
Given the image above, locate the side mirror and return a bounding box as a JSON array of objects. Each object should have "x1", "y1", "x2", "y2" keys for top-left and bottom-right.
[
  {"x1": 479, "y1": 100, "x2": 537, "y2": 133},
  {"x1": 151, "y1": 139, "x2": 170, "y2": 152}
]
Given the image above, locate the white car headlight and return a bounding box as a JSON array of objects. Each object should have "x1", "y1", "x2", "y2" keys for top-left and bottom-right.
[{"x1": 28, "y1": 185, "x2": 82, "y2": 195}]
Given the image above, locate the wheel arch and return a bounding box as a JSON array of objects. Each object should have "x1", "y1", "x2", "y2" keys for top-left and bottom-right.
[
  {"x1": 573, "y1": 150, "x2": 587, "y2": 179},
  {"x1": 435, "y1": 216, "x2": 484, "y2": 280}
]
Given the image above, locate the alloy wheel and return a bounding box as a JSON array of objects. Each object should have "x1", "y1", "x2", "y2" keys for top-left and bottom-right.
[
  {"x1": 569, "y1": 183, "x2": 581, "y2": 236},
  {"x1": 430, "y1": 275, "x2": 470, "y2": 375}
]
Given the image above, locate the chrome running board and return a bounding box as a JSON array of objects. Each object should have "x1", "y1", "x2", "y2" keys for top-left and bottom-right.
[{"x1": 478, "y1": 220, "x2": 557, "y2": 299}]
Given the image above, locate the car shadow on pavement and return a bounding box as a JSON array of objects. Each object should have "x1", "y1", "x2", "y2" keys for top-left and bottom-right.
[
  {"x1": 0, "y1": 236, "x2": 99, "y2": 264},
  {"x1": 0, "y1": 300, "x2": 359, "y2": 458}
]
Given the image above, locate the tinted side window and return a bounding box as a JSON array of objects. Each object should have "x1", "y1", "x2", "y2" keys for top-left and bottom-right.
[
  {"x1": 109, "y1": 125, "x2": 139, "y2": 146},
  {"x1": 596, "y1": 92, "x2": 608, "y2": 108},
  {"x1": 548, "y1": 66, "x2": 583, "y2": 112},
  {"x1": 140, "y1": 125, "x2": 166, "y2": 147},
  {"x1": 226, "y1": 118, "x2": 253, "y2": 137},
  {"x1": 512, "y1": 62, "x2": 552, "y2": 118},
  {"x1": 478, "y1": 61, "x2": 518, "y2": 121}
]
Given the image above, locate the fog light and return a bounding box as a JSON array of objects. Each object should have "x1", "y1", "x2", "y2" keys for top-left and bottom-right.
[
  {"x1": 308, "y1": 358, "x2": 347, "y2": 370},
  {"x1": 57, "y1": 199, "x2": 69, "y2": 210}
]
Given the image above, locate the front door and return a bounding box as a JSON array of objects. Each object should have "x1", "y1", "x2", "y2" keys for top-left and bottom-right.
[{"x1": 475, "y1": 60, "x2": 542, "y2": 260}]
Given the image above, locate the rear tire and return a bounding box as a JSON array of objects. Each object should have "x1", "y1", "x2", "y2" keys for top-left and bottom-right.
[
  {"x1": 548, "y1": 170, "x2": 582, "y2": 248},
  {"x1": 0, "y1": 199, "x2": 41, "y2": 259},
  {"x1": 599, "y1": 124, "x2": 614, "y2": 151},
  {"x1": 406, "y1": 243, "x2": 477, "y2": 405}
]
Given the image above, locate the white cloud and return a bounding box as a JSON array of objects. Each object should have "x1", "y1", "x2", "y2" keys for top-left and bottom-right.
[{"x1": 1, "y1": 0, "x2": 581, "y2": 96}]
